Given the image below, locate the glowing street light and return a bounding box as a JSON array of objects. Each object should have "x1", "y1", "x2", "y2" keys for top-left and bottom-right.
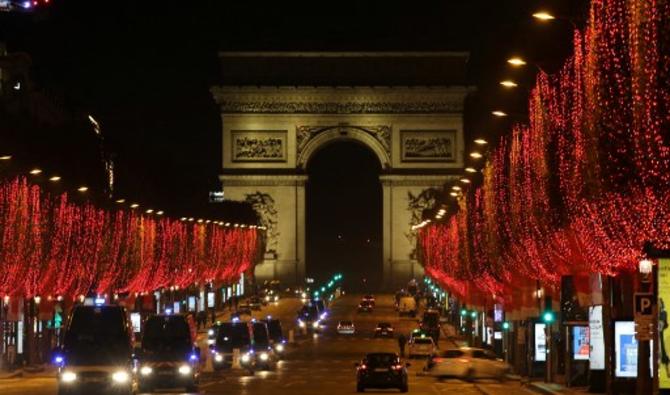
[
  {"x1": 507, "y1": 57, "x2": 527, "y2": 67},
  {"x1": 0, "y1": 155, "x2": 11, "y2": 160},
  {"x1": 465, "y1": 167, "x2": 478, "y2": 173},
  {"x1": 460, "y1": 178, "x2": 471, "y2": 184},
  {"x1": 130, "y1": 203, "x2": 139, "y2": 209},
  {"x1": 29, "y1": 168, "x2": 43, "y2": 175},
  {"x1": 49, "y1": 176, "x2": 61, "y2": 182},
  {"x1": 452, "y1": 185, "x2": 462, "y2": 191},
  {"x1": 77, "y1": 186, "x2": 89, "y2": 192},
  {"x1": 145, "y1": 209, "x2": 154, "y2": 214},
  {"x1": 449, "y1": 191, "x2": 459, "y2": 197},
  {"x1": 115, "y1": 198, "x2": 126, "y2": 204},
  {"x1": 469, "y1": 152, "x2": 483, "y2": 159},
  {"x1": 532, "y1": 11, "x2": 556, "y2": 21},
  {"x1": 500, "y1": 80, "x2": 518, "y2": 88},
  {"x1": 474, "y1": 139, "x2": 488, "y2": 145},
  {"x1": 156, "y1": 211, "x2": 164, "y2": 216},
  {"x1": 639, "y1": 259, "x2": 653, "y2": 275},
  {"x1": 492, "y1": 110, "x2": 508, "y2": 117}
]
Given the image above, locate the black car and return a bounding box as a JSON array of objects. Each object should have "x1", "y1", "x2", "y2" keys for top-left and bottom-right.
[
  {"x1": 420, "y1": 309, "x2": 441, "y2": 341},
  {"x1": 210, "y1": 321, "x2": 252, "y2": 370},
  {"x1": 374, "y1": 323, "x2": 394, "y2": 338},
  {"x1": 56, "y1": 305, "x2": 134, "y2": 395},
  {"x1": 355, "y1": 353, "x2": 409, "y2": 393},
  {"x1": 263, "y1": 318, "x2": 287, "y2": 357},
  {"x1": 358, "y1": 301, "x2": 373, "y2": 313},
  {"x1": 136, "y1": 314, "x2": 199, "y2": 393}
]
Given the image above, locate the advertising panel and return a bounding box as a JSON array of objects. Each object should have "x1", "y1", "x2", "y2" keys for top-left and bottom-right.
[
  {"x1": 130, "y1": 312, "x2": 141, "y2": 333},
  {"x1": 534, "y1": 323, "x2": 546, "y2": 362},
  {"x1": 660, "y1": 258, "x2": 670, "y2": 389},
  {"x1": 207, "y1": 292, "x2": 215, "y2": 308},
  {"x1": 188, "y1": 296, "x2": 196, "y2": 312},
  {"x1": 173, "y1": 301, "x2": 181, "y2": 314},
  {"x1": 614, "y1": 321, "x2": 653, "y2": 378},
  {"x1": 572, "y1": 326, "x2": 590, "y2": 361},
  {"x1": 589, "y1": 305, "x2": 605, "y2": 370}
]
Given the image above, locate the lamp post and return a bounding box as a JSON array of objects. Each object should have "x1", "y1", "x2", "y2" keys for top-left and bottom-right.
[{"x1": 636, "y1": 258, "x2": 653, "y2": 395}]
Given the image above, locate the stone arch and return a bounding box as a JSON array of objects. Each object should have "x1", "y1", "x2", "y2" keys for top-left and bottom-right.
[{"x1": 297, "y1": 126, "x2": 392, "y2": 170}]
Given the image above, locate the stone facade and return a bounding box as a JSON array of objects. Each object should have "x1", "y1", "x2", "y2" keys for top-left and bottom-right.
[{"x1": 213, "y1": 56, "x2": 470, "y2": 290}]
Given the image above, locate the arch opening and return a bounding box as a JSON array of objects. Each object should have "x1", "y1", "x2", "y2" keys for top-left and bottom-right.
[{"x1": 306, "y1": 141, "x2": 383, "y2": 292}]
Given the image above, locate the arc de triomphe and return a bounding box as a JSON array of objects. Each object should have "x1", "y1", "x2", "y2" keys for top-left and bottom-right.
[{"x1": 211, "y1": 52, "x2": 471, "y2": 290}]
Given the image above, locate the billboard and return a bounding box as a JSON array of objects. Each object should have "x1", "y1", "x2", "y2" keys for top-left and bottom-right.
[
  {"x1": 589, "y1": 305, "x2": 605, "y2": 370},
  {"x1": 130, "y1": 312, "x2": 141, "y2": 333},
  {"x1": 572, "y1": 326, "x2": 590, "y2": 361},
  {"x1": 660, "y1": 258, "x2": 670, "y2": 389},
  {"x1": 614, "y1": 321, "x2": 653, "y2": 378},
  {"x1": 534, "y1": 323, "x2": 547, "y2": 362}
]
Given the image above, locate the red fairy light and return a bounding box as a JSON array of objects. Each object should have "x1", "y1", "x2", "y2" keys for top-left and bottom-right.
[
  {"x1": 0, "y1": 176, "x2": 261, "y2": 299},
  {"x1": 419, "y1": 0, "x2": 670, "y2": 310}
]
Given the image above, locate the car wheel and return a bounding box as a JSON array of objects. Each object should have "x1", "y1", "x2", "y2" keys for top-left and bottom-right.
[
  {"x1": 356, "y1": 384, "x2": 365, "y2": 392},
  {"x1": 400, "y1": 384, "x2": 409, "y2": 393}
]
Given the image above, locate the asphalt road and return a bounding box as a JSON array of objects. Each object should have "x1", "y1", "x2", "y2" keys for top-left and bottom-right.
[{"x1": 0, "y1": 294, "x2": 538, "y2": 395}]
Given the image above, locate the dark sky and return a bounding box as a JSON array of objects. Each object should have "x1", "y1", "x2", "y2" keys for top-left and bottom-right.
[{"x1": 0, "y1": 0, "x2": 584, "y2": 219}]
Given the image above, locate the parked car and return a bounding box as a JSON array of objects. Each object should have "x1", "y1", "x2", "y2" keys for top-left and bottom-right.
[
  {"x1": 337, "y1": 320, "x2": 355, "y2": 335},
  {"x1": 374, "y1": 323, "x2": 394, "y2": 338},
  {"x1": 425, "y1": 347, "x2": 511, "y2": 381},
  {"x1": 355, "y1": 353, "x2": 409, "y2": 393},
  {"x1": 408, "y1": 336, "x2": 436, "y2": 358}
]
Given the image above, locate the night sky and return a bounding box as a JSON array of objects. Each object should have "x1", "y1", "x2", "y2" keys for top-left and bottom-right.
[{"x1": 1, "y1": 0, "x2": 585, "y2": 282}]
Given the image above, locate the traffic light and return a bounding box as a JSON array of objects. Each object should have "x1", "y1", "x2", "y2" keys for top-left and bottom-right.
[
  {"x1": 502, "y1": 321, "x2": 510, "y2": 330},
  {"x1": 460, "y1": 308, "x2": 467, "y2": 316},
  {"x1": 542, "y1": 310, "x2": 555, "y2": 324},
  {"x1": 470, "y1": 310, "x2": 477, "y2": 318}
]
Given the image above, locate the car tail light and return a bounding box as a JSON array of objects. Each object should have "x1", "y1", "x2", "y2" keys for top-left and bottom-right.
[
  {"x1": 359, "y1": 364, "x2": 367, "y2": 370},
  {"x1": 391, "y1": 365, "x2": 403, "y2": 370},
  {"x1": 432, "y1": 357, "x2": 444, "y2": 363},
  {"x1": 459, "y1": 358, "x2": 469, "y2": 363}
]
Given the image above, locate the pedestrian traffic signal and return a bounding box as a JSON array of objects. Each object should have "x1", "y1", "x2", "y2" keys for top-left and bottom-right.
[
  {"x1": 460, "y1": 309, "x2": 467, "y2": 316},
  {"x1": 502, "y1": 321, "x2": 510, "y2": 330},
  {"x1": 542, "y1": 310, "x2": 555, "y2": 324}
]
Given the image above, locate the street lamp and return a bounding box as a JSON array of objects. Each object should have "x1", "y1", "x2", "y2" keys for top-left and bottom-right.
[
  {"x1": 500, "y1": 80, "x2": 518, "y2": 88},
  {"x1": 492, "y1": 110, "x2": 508, "y2": 117},
  {"x1": 470, "y1": 152, "x2": 483, "y2": 159},
  {"x1": 474, "y1": 139, "x2": 488, "y2": 145},
  {"x1": 532, "y1": 11, "x2": 556, "y2": 21},
  {"x1": 29, "y1": 168, "x2": 42, "y2": 175},
  {"x1": 49, "y1": 176, "x2": 61, "y2": 182},
  {"x1": 77, "y1": 186, "x2": 88, "y2": 192},
  {"x1": 638, "y1": 259, "x2": 653, "y2": 275},
  {"x1": 0, "y1": 155, "x2": 11, "y2": 160},
  {"x1": 465, "y1": 167, "x2": 478, "y2": 173},
  {"x1": 507, "y1": 57, "x2": 527, "y2": 67}
]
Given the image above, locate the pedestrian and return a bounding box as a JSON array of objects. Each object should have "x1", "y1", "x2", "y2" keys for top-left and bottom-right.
[{"x1": 397, "y1": 334, "x2": 407, "y2": 357}]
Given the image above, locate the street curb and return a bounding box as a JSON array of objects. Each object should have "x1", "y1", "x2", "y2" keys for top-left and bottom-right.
[
  {"x1": 524, "y1": 382, "x2": 569, "y2": 395},
  {"x1": 0, "y1": 371, "x2": 22, "y2": 380}
]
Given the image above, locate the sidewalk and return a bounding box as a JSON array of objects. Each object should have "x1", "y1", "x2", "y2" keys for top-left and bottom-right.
[
  {"x1": 525, "y1": 381, "x2": 597, "y2": 395},
  {"x1": 0, "y1": 364, "x2": 57, "y2": 379}
]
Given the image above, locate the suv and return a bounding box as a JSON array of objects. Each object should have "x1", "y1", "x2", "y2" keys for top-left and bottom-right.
[
  {"x1": 136, "y1": 314, "x2": 199, "y2": 393},
  {"x1": 210, "y1": 321, "x2": 252, "y2": 370},
  {"x1": 355, "y1": 353, "x2": 409, "y2": 393},
  {"x1": 297, "y1": 304, "x2": 321, "y2": 331},
  {"x1": 55, "y1": 305, "x2": 134, "y2": 395},
  {"x1": 242, "y1": 321, "x2": 277, "y2": 371}
]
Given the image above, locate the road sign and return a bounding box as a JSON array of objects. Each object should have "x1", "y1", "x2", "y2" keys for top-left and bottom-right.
[{"x1": 634, "y1": 292, "x2": 654, "y2": 318}]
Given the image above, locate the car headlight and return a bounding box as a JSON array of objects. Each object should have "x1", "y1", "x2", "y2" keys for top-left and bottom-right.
[
  {"x1": 265, "y1": 296, "x2": 270, "y2": 301},
  {"x1": 312, "y1": 321, "x2": 320, "y2": 329},
  {"x1": 274, "y1": 296, "x2": 279, "y2": 301},
  {"x1": 241, "y1": 354, "x2": 251, "y2": 363},
  {"x1": 208, "y1": 329, "x2": 215, "y2": 336},
  {"x1": 275, "y1": 344, "x2": 284, "y2": 352},
  {"x1": 61, "y1": 371, "x2": 77, "y2": 383},
  {"x1": 178, "y1": 365, "x2": 192, "y2": 375},
  {"x1": 214, "y1": 353, "x2": 223, "y2": 362},
  {"x1": 140, "y1": 366, "x2": 153, "y2": 376},
  {"x1": 259, "y1": 352, "x2": 269, "y2": 361},
  {"x1": 112, "y1": 371, "x2": 129, "y2": 383},
  {"x1": 298, "y1": 320, "x2": 306, "y2": 328}
]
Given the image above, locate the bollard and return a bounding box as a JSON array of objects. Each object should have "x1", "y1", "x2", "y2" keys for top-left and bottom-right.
[
  {"x1": 232, "y1": 348, "x2": 241, "y2": 369},
  {"x1": 288, "y1": 329, "x2": 295, "y2": 344},
  {"x1": 203, "y1": 352, "x2": 214, "y2": 373}
]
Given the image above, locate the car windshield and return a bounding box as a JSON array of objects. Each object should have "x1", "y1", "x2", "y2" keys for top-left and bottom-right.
[
  {"x1": 414, "y1": 338, "x2": 433, "y2": 345},
  {"x1": 314, "y1": 300, "x2": 325, "y2": 311},
  {"x1": 365, "y1": 354, "x2": 398, "y2": 367},
  {"x1": 422, "y1": 314, "x2": 439, "y2": 327},
  {"x1": 252, "y1": 322, "x2": 270, "y2": 346},
  {"x1": 299, "y1": 305, "x2": 318, "y2": 319},
  {"x1": 216, "y1": 323, "x2": 251, "y2": 349},
  {"x1": 266, "y1": 320, "x2": 283, "y2": 341},
  {"x1": 339, "y1": 321, "x2": 352, "y2": 326},
  {"x1": 63, "y1": 306, "x2": 130, "y2": 366},
  {"x1": 142, "y1": 316, "x2": 192, "y2": 359}
]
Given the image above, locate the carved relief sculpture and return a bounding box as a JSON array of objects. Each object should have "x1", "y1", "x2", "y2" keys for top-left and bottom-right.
[
  {"x1": 232, "y1": 131, "x2": 287, "y2": 162},
  {"x1": 244, "y1": 192, "x2": 279, "y2": 258},
  {"x1": 401, "y1": 130, "x2": 457, "y2": 162},
  {"x1": 405, "y1": 188, "x2": 442, "y2": 259}
]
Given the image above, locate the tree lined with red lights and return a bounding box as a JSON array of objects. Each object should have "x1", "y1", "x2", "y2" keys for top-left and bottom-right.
[
  {"x1": 420, "y1": 0, "x2": 670, "y2": 309},
  {"x1": 0, "y1": 177, "x2": 260, "y2": 299}
]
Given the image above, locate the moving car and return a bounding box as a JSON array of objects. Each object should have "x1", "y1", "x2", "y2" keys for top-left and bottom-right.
[
  {"x1": 355, "y1": 353, "x2": 409, "y2": 393},
  {"x1": 420, "y1": 309, "x2": 441, "y2": 341},
  {"x1": 397, "y1": 296, "x2": 417, "y2": 317},
  {"x1": 362, "y1": 294, "x2": 376, "y2": 307},
  {"x1": 209, "y1": 321, "x2": 252, "y2": 370},
  {"x1": 241, "y1": 321, "x2": 278, "y2": 371},
  {"x1": 263, "y1": 317, "x2": 287, "y2": 358},
  {"x1": 424, "y1": 347, "x2": 511, "y2": 381},
  {"x1": 236, "y1": 304, "x2": 253, "y2": 316},
  {"x1": 297, "y1": 303, "x2": 322, "y2": 331},
  {"x1": 337, "y1": 320, "x2": 355, "y2": 335},
  {"x1": 136, "y1": 314, "x2": 199, "y2": 393},
  {"x1": 374, "y1": 323, "x2": 394, "y2": 338},
  {"x1": 55, "y1": 304, "x2": 134, "y2": 395},
  {"x1": 247, "y1": 296, "x2": 263, "y2": 311},
  {"x1": 408, "y1": 336, "x2": 436, "y2": 358},
  {"x1": 358, "y1": 301, "x2": 373, "y2": 313}
]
